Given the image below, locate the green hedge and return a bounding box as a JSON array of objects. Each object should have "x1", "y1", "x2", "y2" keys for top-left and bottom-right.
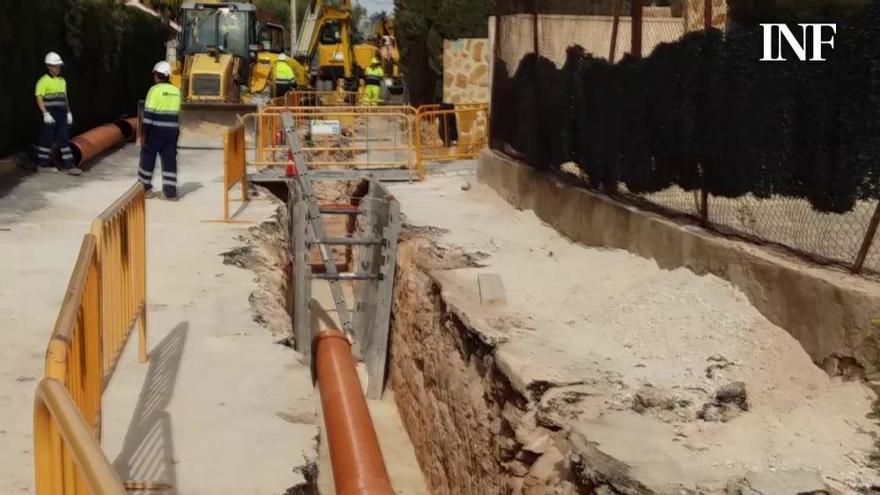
[
  {"x1": 491, "y1": 3, "x2": 880, "y2": 213},
  {"x1": 0, "y1": 0, "x2": 167, "y2": 157}
]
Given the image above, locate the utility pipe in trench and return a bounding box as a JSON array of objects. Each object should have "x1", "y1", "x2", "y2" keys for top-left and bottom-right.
[{"x1": 314, "y1": 330, "x2": 394, "y2": 495}]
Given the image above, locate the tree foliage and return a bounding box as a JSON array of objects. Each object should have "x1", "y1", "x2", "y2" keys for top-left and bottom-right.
[{"x1": 395, "y1": 0, "x2": 494, "y2": 104}]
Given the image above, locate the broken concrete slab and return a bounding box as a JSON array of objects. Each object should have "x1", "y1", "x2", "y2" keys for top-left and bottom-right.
[{"x1": 741, "y1": 470, "x2": 831, "y2": 495}]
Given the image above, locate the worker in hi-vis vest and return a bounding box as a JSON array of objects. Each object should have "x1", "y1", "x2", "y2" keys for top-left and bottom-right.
[
  {"x1": 139, "y1": 61, "x2": 181, "y2": 200},
  {"x1": 363, "y1": 57, "x2": 384, "y2": 106},
  {"x1": 34, "y1": 52, "x2": 80, "y2": 175},
  {"x1": 275, "y1": 53, "x2": 296, "y2": 97}
]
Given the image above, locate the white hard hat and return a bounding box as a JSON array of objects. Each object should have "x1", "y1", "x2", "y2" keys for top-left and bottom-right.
[
  {"x1": 153, "y1": 61, "x2": 172, "y2": 76},
  {"x1": 45, "y1": 52, "x2": 64, "y2": 66},
  {"x1": 278, "y1": 53, "x2": 287, "y2": 61}
]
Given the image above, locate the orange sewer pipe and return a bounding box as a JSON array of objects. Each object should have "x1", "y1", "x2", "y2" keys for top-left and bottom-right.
[
  {"x1": 314, "y1": 330, "x2": 395, "y2": 495},
  {"x1": 69, "y1": 118, "x2": 138, "y2": 169}
]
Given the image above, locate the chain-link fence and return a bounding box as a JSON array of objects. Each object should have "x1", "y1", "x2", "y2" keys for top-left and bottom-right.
[{"x1": 491, "y1": 0, "x2": 880, "y2": 275}]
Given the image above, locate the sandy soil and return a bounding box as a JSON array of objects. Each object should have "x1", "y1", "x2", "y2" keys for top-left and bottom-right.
[{"x1": 387, "y1": 169, "x2": 880, "y2": 493}]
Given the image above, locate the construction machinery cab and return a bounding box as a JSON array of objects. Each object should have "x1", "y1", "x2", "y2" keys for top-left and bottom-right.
[
  {"x1": 251, "y1": 22, "x2": 308, "y2": 94},
  {"x1": 257, "y1": 22, "x2": 286, "y2": 53},
  {"x1": 178, "y1": 2, "x2": 256, "y2": 103}
]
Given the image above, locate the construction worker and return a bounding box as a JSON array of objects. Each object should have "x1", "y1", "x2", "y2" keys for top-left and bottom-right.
[
  {"x1": 139, "y1": 61, "x2": 181, "y2": 200},
  {"x1": 34, "y1": 52, "x2": 80, "y2": 175},
  {"x1": 274, "y1": 53, "x2": 295, "y2": 98},
  {"x1": 363, "y1": 57, "x2": 384, "y2": 106}
]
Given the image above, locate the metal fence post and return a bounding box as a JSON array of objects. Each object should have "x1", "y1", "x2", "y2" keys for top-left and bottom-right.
[
  {"x1": 631, "y1": 0, "x2": 643, "y2": 59},
  {"x1": 532, "y1": 0, "x2": 539, "y2": 56},
  {"x1": 700, "y1": 189, "x2": 709, "y2": 225},
  {"x1": 705, "y1": 0, "x2": 713, "y2": 29},
  {"x1": 853, "y1": 202, "x2": 880, "y2": 274},
  {"x1": 609, "y1": 0, "x2": 622, "y2": 62}
]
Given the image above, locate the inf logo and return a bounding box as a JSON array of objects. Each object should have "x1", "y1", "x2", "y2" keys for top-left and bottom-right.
[{"x1": 760, "y1": 23, "x2": 837, "y2": 62}]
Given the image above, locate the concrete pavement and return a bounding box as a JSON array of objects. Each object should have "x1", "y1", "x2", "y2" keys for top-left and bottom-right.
[{"x1": 0, "y1": 145, "x2": 318, "y2": 494}]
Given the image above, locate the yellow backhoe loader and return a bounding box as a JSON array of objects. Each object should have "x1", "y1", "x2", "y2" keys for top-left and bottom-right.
[{"x1": 171, "y1": 1, "x2": 306, "y2": 146}]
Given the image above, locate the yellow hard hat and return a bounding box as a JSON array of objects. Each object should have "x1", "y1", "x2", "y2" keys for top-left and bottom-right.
[{"x1": 370, "y1": 57, "x2": 380, "y2": 65}]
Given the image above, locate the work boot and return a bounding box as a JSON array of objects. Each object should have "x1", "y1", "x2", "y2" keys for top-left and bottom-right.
[
  {"x1": 65, "y1": 167, "x2": 82, "y2": 176},
  {"x1": 161, "y1": 192, "x2": 178, "y2": 202}
]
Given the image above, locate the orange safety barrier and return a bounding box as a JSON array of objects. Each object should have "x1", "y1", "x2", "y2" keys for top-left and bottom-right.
[
  {"x1": 223, "y1": 123, "x2": 249, "y2": 221},
  {"x1": 90, "y1": 183, "x2": 148, "y2": 369},
  {"x1": 34, "y1": 379, "x2": 127, "y2": 495},
  {"x1": 315, "y1": 330, "x2": 394, "y2": 495},
  {"x1": 243, "y1": 106, "x2": 418, "y2": 173},
  {"x1": 44, "y1": 235, "x2": 102, "y2": 437},
  {"x1": 415, "y1": 103, "x2": 490, "y2": 178},
  {"x1": 36, "y1": 184, "x2": 148, "y2": 495},
  {"x1": 270, "y1": 90, "x2": 362, "y2": 108},
  {"x1": 260, "y1": 104, "x2": 418, "y2": 116}
]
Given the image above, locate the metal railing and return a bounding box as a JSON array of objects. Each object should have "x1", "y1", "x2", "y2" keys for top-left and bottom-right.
[
  {"x1": 223, "y1": 123, "x2": 249, "y2": 221},
  {"x1": 35, "y1": 183, "x2": 148, "y2": 494},
  {"x1": 269, "y1": 90, "x2": 362, "y2": 108},
  {"x1": 244, "y1": 106, "x2": 418, "y2": 173},
  {"x1": 45, "y1": 235, "x2": 103, "y2": 437},
  {"x1": 34, "y1": 379, "x2": 127, "y2": 495},
  {"x1": 90, "y1": 183, "x2": 148, "y2": 369},
  {"x1": 415, "y1": 103, "x2": 490, "y2": 178}
]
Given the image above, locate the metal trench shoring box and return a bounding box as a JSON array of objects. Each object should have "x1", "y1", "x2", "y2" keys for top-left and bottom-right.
[{"x1": 282, "y1": 112, "x2": 401, "y2": 400}]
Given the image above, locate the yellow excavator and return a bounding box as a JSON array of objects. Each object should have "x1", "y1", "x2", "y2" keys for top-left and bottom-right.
[{"x1": 294, "y1": 0, "x2": 404, "y2": 97}]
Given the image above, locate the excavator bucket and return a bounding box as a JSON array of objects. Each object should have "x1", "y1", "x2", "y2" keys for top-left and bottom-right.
[{"x1": 178, "y1": 101, "x2": 257, "y2": 149}]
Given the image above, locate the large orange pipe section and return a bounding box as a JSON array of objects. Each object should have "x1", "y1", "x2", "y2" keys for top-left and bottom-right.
[
  {"x1": 314, "y1": 330, "x2": 394, "y2": 495},
  {"x1": 70, "y1": 118, "x2": 138, "y2": 169}
]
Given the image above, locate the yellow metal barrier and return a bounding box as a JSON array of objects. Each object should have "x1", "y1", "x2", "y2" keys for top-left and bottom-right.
[
  {"x1": 90, "y1": 183, "x2": 148, "y2": 369},
  {"x1": 36, "y1": 184, "x2": 149, "y2": 494},
  {"x1": 45, "y1": 235, "x2": 103, "y2": 438},
  {"x1": 244, "y1": 105, "x2": 418, "y2": 174},
  {"x1": 34, "y1": 378, "x2": 127, "y2": 495},
  {"x1": 270, "y1": 90, "x2": 361, "y2": 108},
  {"x1": 223, "y1": 123, "x2": 249, "y2": 221},
  {"x1": 415, "y1": 103, "x2": 490, "y2": 178}
]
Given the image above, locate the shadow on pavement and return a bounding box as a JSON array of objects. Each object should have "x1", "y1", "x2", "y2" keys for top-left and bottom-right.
[
  {"x1": 113, "y1": 322, "x2": 189, "y2": 495},
  {"x1": 177, "y1": 181, "x2": 203, "y2": 199},
  {"x1": 0, "y1": 164, "x2": 31, "y2": 200}
]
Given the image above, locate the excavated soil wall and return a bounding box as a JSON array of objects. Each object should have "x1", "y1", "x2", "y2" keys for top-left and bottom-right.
[{"x1": 389, "y1": 239, "x2": 583, "y2": 494}]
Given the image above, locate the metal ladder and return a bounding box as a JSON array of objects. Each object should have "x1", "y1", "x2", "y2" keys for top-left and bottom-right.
[
  {"x1": 280, "y1": 113, "x2": 380, "y2": 336},
  {"x1": 281, "y1": 111, "x2": 400, "y2": 398}
]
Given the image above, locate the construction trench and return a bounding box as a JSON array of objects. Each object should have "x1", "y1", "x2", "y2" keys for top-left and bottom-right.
[
  {"x1": 9, "y1": 102, "x2": 880, "y2": 494},
  {"x1": 226, "y1": 146, "x2": 880, "y2": 494}
]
